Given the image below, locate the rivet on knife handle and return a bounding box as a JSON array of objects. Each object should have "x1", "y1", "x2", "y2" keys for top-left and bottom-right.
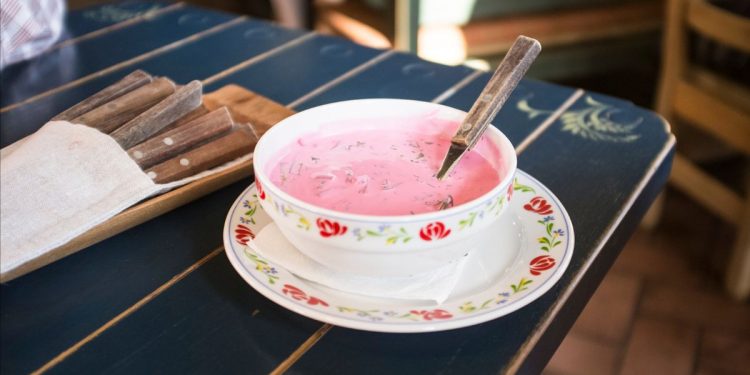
[
  {"x1": 127, "y1": 107, "x2": 234, "y2": 169},
  {"x1": 71, "y1": 77, "x2": 176, "y2": 133},
  {"x1": 436, "y1": 36, "x2": 541, "y2": 180},
  {"x1": 52, "y1": 70, "x2": 153, "y2": 121},
  {"x1": 145, "y1": 126, "x2": 257, "y2": 184},
  {"x1": 111, "y1": 80, "x2": 203, "y2": 149}
]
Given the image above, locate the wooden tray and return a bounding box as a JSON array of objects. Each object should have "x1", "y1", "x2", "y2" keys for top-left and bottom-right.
[{"x1": 0, "y1": 85, "x2": 295, "y2": 282}]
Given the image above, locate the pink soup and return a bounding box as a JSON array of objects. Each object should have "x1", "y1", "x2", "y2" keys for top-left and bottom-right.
[{"x1": 267, "y1": 115, "x2": 504, "y2": 215}]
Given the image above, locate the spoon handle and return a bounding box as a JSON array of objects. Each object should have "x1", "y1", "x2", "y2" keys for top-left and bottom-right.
[{"x1": 452, "y1": 36, "x2": 541, "y2": 148}]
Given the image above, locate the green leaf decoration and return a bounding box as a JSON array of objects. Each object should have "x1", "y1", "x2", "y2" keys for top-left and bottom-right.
[
  {"x1": 520, "y1": 95, "x2": 642, "y2": 143},
  {"x1": 511, "y1": 278, "x2": 533, "y2": 293}
]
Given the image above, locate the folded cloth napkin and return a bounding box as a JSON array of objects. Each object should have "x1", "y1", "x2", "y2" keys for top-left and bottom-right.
[
  {"x1": 249, "y1": 222, "x2": 470, "y2": 304},
  {"x1": 0, "y1": 121, "x2": 249, "y2": 278}
]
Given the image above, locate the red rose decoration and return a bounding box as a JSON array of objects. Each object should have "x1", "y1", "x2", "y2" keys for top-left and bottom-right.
[
  {"x1": 234, "y1": 224, "x2": 255, "y2": 245},
  {"x1": 307, "y1": 297, "x2": 329, "y2": 307},
  {"x1": 316, "y1": 218, "x2": 348, "y2": 237},
  {"x1": 256, "y1": 179, "x2": 266, "y2": 200},
  {"x1": 524, "y1": 196, "x2": 553, "y2": 215},
  {"x1": 529, "y1": 255, "x2": 556, "y2": 276},
  {"x1": 410, "y1": 309, "x2": 453, "y2": 320},
  {"x1": 419, "y1": 222, "x2": 451, "y2": 241},
  {"x1": 282, "y1": 284, "x2": 329, "y2": 306}
]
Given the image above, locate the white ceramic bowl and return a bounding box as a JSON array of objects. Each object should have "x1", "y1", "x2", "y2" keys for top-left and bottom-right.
[{"x1": 253, "y1": 99, "x2": 517, "y2": 277}]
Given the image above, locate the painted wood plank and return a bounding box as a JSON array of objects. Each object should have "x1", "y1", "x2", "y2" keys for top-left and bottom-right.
[
  {"x1": 1, "y1": 6, "x2": 235, "y2": 107},
  {"x1": 61, "y1": 1, "x2": 173, "y2": 43},
  {"x1": 292, "y1": 52, "x2": 477, "y2": 110},
  {"x1": 0, "y1": 182, "x2": 247, "y2": 374},
  {"x1": 42, "y1": 255, "x2": 322, "y2": 374},
  {"x1": 0, "y1": 19, "x2": 305, "y2": 148},
  {"x1": 205, "y1": 34, "x2": 384, "y2": 105},
  {"x1": 286, "y1": 93, "x2": 673, "y2": 374}
]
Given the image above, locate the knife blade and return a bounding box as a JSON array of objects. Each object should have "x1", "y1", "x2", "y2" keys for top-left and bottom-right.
[{"x1": 111, "y1": 80, "x2": 203, "y2": 149}]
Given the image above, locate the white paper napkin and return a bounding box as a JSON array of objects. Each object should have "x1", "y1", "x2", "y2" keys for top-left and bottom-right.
[
  {"x1": 0, "y1": 121, "x2": 250, "y2": 278},
  {"x1": 249, "y1": 223, "x2": 469, "y2": 304}
]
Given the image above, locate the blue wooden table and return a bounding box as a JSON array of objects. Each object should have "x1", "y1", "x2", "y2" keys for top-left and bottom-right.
[{"x1": 0, "y1": 1, "x2": 674, "y2": 374}]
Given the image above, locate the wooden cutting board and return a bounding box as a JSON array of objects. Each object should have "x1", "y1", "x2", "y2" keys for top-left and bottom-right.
[{"x1": 0, "y1": 85, "x2": 295, "y2": 283}]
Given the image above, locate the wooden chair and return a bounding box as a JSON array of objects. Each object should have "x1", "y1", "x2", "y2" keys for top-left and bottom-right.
[{"x1": 655, "y1": 0, "x2": 750, "y2": 299}]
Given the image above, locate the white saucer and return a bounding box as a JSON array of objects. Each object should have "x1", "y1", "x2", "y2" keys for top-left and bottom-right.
[{"x1": 223, "y1": 170, "x2": 574, "y2": 333}]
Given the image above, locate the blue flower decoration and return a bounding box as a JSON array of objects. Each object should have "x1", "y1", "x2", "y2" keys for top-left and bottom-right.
[
  {"x1": 553, "y1": 228, "x2": 565, "y2": 236},
  {"x1": 542, "y1": 216, "x2": 554, "y2": 222}
]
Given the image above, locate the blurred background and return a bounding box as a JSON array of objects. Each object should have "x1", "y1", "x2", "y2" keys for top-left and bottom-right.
[{"x1": 65, "y1": 0, "x2": 750, "y2": 373}]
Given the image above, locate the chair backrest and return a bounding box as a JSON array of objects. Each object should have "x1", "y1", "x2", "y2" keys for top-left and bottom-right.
[{"x1": 657, "y1": 0, "x2": 750, "y2": 155}]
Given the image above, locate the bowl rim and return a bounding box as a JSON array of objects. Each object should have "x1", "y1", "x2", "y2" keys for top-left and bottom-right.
[{"x1": 253, "y1": 98, "x2": 518, "y2": 224}]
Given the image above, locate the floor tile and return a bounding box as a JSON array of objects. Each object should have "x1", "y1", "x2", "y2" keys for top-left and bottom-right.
[
  {"x1": 545, "y1": 333, "x2": 620, "y2": 375},
  {"x1": 640, "y1": 283, "x2": 750, "y2": 334},
  {"x1": 572, "y1": 272, "x2": 642, "y2": 344},
  {"x1": 620, "y1": 316, "x2": 700, "y2": 375},
  {"x1": 612, "y1": 231, "x2": 707, "y2": 289},
  {"x1": 696, "y1": 329, "x2": 750, "y2": 375}
]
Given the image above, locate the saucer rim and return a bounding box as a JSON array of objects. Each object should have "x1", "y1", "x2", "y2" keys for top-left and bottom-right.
[{"x1": 223, "y1": 169, "x2": 574, "y2": 333}]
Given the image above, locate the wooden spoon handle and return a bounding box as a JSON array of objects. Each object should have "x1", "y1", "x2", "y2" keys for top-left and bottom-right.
[
  {"x1": 52, "y1": 70, "x2": 153, "y2": 121},
  {"x1": 111, "y1": 80, "x2": 203, "y2": 149},
  {"x1": 145, "y1": 126, "x2": 257, "y2": 184},
  {"x1": 452, "y1": 36, "x2": 541, "y2": 148},
  {"x1": 127, "y1": 107, "x2": 234, "y2": 169},
  {"x1": 71, "y1": 77, "x2": 175, "y2": 133}
]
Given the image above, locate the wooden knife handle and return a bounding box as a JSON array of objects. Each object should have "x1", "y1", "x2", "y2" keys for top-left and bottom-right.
[
  {"x1": 145, "y1": 126, "x2": 257, "y2": 184},
  {"x1": 154, "y1": 105, "x2": 210, "y2": 136},
  {"x1": 111, "y1": 80, "x2": 203, "y2": 149},
  {"x1": 52, "y1": 70, "x2": 153, "y2": 121},
  {"x1": 127, "y1": 107, "x2": 234, "y2": 169},
  {"x1": 72, "y1": 77, "x2": 175, "y2": 133},
  {"x1": 452, "y1": 36, "x2": 540, "y2": 148}
]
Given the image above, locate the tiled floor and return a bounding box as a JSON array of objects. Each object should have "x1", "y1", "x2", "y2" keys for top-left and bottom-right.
[{"x1": 543, "y1": 189, "x2": 750, "y2": 375}]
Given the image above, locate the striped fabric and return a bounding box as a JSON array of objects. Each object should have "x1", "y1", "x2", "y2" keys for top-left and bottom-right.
[{"x1": 0, "y1": 0, "x2": 65, "y2": 69}]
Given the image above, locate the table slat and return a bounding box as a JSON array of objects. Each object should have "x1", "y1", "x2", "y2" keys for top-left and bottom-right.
[
  {"x1": 1, "y1": 6, "x2": 235, "y2": 108},
  {"x1": 61, "y1": 1, "x2": 173, "y2": 43}
]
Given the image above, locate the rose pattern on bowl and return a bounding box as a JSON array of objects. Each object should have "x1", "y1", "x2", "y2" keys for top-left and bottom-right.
[
  {"x1": 234, "y1": 224, "x2": 255, "y2": 246},
  {"x1": 529, "y1": 255, "x2": 556, "y2": 276},
  {"x1": 230, "y1": 173, "x2": 571, "y2": 325},
  {"x1": 419, "y1": 222, "x2": 451, "y2": 241},
  {"x1": 524, "y1": 196, "x2": 553, "y2": 215},
  {"x1": 316, "y1": 218, "x2": 348, "y2": 237},
  {"x1": 255, "y1": 178, "x2": 266, "y2": 200},
  {"x1": 405, "y1": 309, "x2": 453, "y2": 321},
  {"x1": 282, "y1": 284, "x2": 329, "y2": 306},
  {"x1": 260, "y1": 176, "x2": 516, "y2": 246}
]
